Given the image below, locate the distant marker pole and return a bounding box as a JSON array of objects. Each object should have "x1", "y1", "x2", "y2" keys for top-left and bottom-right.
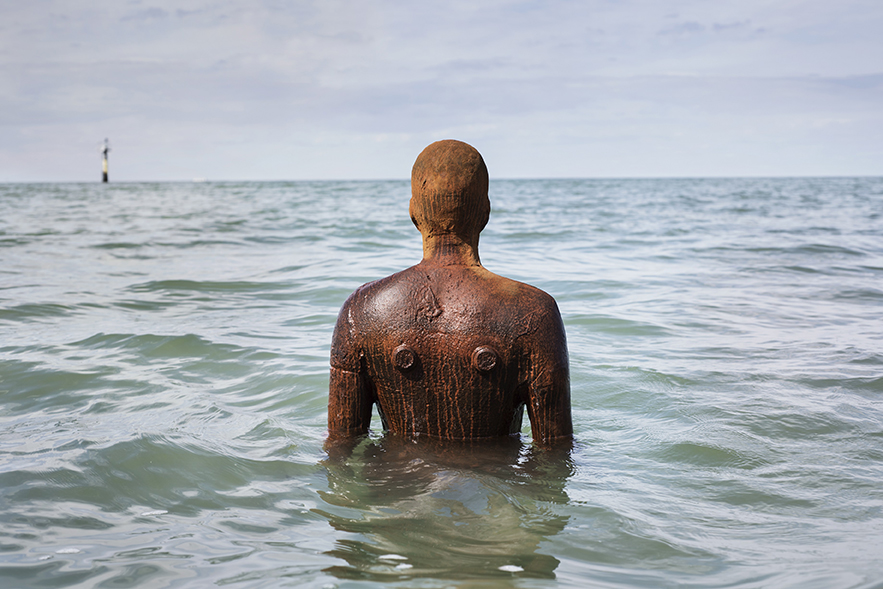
[{"x1": 101, "y1": 138, "x2": 110, "y2": 183}]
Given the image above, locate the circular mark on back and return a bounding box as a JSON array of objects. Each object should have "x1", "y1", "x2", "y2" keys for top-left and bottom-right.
[
  {"x1": 472, "y1": 346, "x2": 498, "y2": 372},
  {"x1": 393, "y1": 345, "x2": 416, "y2": 371}
]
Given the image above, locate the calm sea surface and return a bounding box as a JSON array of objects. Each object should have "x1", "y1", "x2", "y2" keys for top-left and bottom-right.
[{"x1": 1, "y1": 178, "x2": 882, "y2": 588}]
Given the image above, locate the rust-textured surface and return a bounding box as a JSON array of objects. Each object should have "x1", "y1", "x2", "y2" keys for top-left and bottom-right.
[{"x1": 327, "y1": 140, "x2": 572, "y2": 447}]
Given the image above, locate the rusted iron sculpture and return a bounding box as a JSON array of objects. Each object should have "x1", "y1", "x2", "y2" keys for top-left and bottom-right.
[{"x1": 328, "y1": 140, "x2": 572, "y2": 448}]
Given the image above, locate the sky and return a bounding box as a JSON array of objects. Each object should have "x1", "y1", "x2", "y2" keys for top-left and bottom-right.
[{"x1": 1, "y1": 0, "x2": 881, "y2": 181}]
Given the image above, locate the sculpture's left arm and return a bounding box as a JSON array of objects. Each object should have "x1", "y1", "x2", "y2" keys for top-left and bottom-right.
[
  {"x1": 525, "y1": 297, "x2": 573, "y2": 447},
  {"x1": 328, "y1": 365, "x2": 373, "y2": 436},
  {"x1": 327, "y1": 293, "x2": 374, "y2": 439}
]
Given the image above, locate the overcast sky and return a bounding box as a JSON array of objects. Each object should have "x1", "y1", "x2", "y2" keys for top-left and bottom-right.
[{"x1": 1, "y1": 0, "x2": 881, "y2": 181}]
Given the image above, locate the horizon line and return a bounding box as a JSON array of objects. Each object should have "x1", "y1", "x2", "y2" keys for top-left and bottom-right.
[{"x1": 3, "y1": 173, "x2": 882, "y2": 185}]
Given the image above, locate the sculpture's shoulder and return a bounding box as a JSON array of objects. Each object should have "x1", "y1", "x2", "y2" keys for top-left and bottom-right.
[
  {"x1": 330, "y1": 267, "x2": 423, "y2": 370},
  {"x1": 338, "y1": 265, "x2": 425, "y2": 324},
  {"x1": 477, "y1": 270, "x2": 569, "y2": 379},
  {"x1": 486, "y1": 269, "x2": 559, "y2": 307},
  {"x1": 469, "y1": 267, "x2": 564, "y2": 331}
]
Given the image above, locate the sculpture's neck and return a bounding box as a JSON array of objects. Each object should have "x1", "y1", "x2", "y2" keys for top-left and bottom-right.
[{"x1": 421, "y1": 233, "x2": 482, "y2": 267}]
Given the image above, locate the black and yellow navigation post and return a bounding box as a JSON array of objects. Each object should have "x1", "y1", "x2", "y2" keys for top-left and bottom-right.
[{"x1": 101, "y1": 138, "x2": 110, "y2": 183}]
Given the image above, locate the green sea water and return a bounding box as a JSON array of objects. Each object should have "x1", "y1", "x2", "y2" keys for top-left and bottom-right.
[{"x1": 1, "y1": 178, "x2": 882, "y2": 588}]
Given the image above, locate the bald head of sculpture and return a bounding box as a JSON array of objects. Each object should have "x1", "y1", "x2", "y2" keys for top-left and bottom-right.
[{"x1": 409, "y1": 140, "x2": 490, "y2": 245}]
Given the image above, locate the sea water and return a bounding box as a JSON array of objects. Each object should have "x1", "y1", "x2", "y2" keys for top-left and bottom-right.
[{"x1": 1, "y1": 178, "x2": 882, "y2": 588}]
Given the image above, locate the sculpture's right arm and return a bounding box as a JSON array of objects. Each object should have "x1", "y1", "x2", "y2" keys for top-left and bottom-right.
[
  {"x1": 524, "y1": 295, "x2": 573, "y2": 448},
  {"x1": 327, "y1": 294, "x2": 374, "y2": 439}
]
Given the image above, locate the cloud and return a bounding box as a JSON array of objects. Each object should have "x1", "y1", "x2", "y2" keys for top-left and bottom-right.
[
  {"x1": 0, "y1": 0, "x2": 881, "y2": 180},
  {"x1": 712, "y1": 20, "x2": 751, "y2": 32},
  {"x1": 659, "y1": 21, "x2": 705, "y2": 35},
  {"x1": 121, "y1": 7, "x2": 170, "y2": 22}
]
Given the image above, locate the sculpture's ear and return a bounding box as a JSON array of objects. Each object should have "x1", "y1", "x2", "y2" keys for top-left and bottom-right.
[
  {"x1": 409, "y1": 197, "x2": 422, "y2": 232},
  {"x1": 476, "y1": 196, "x2": 490, "y2": 234}
]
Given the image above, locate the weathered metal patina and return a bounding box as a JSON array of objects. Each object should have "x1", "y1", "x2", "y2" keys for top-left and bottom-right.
[{"x1": 327, "y1": 140, "x2": 572, "y2": 447}]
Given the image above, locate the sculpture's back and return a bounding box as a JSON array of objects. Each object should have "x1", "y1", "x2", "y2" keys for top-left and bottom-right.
[{"x1": 328, "y1": 140, "x2": 572, "y2": 447}]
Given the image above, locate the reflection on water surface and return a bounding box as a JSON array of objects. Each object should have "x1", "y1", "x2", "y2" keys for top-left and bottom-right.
[{"x1": 319, "y1": 435, "x2": 573, "y2": 582}]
